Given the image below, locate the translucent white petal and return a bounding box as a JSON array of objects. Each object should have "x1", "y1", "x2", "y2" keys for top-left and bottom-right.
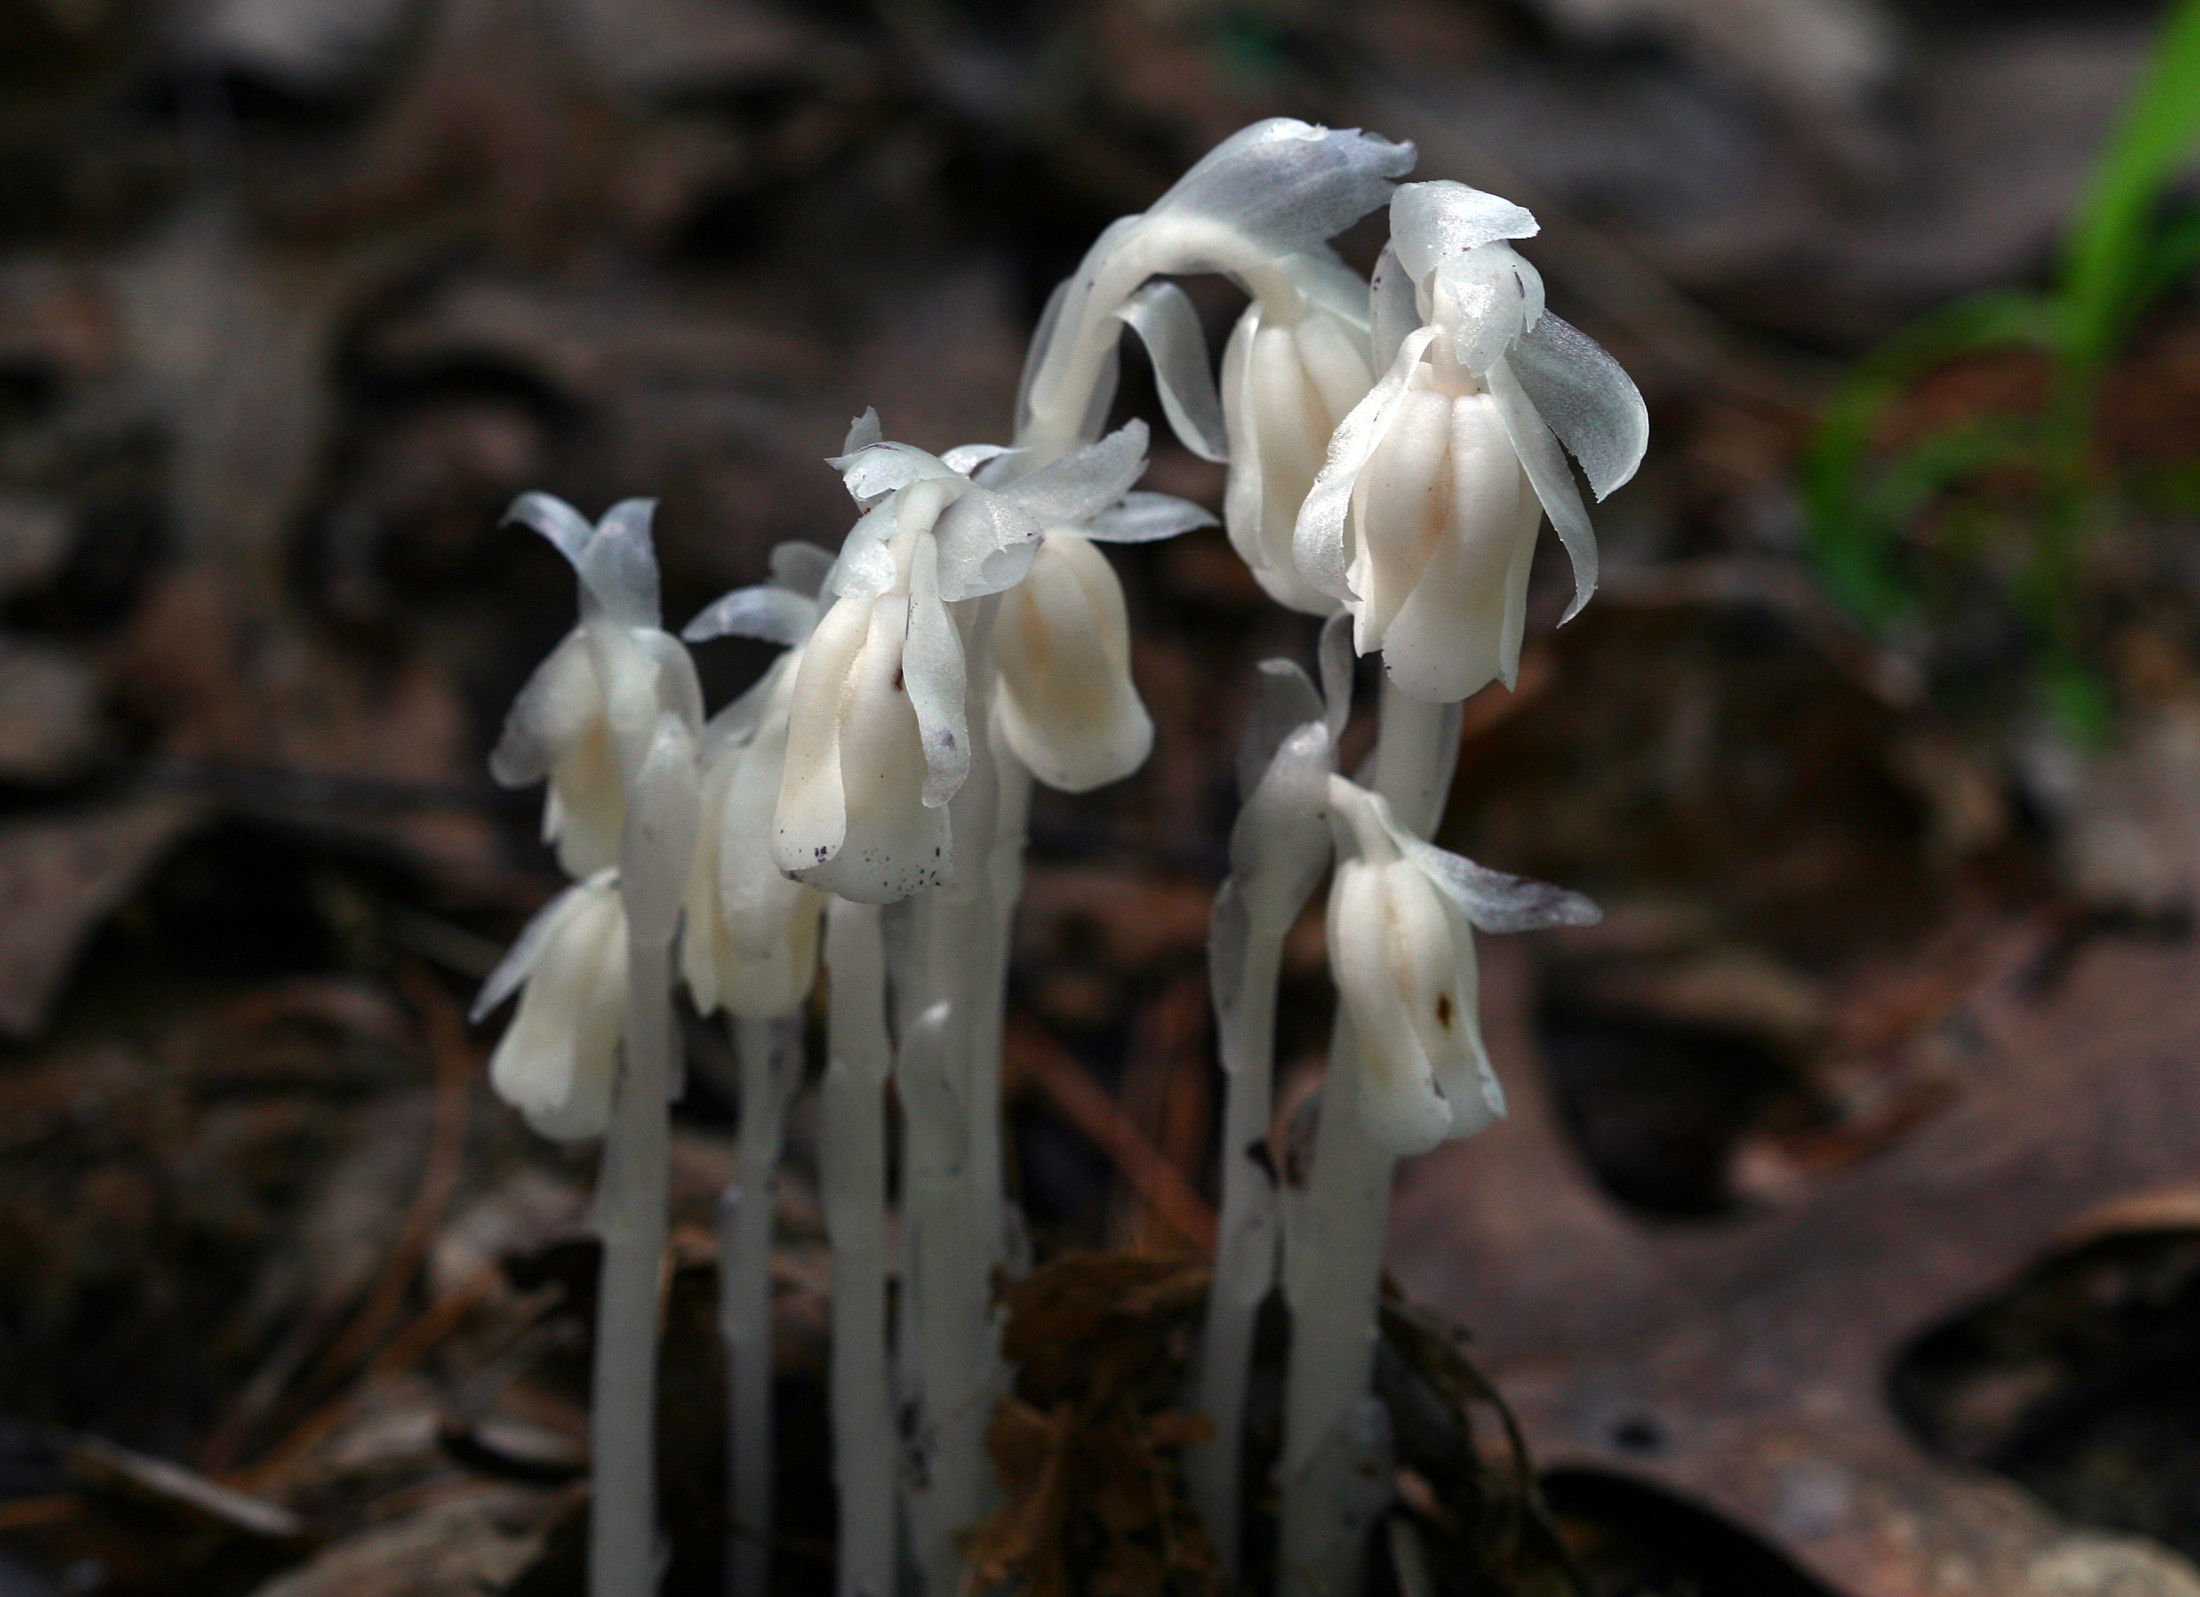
[
  {"x1": 1081, "y1": 491, "x2": 1216, "y2": 543},
  {"x1": 940, "y1": 442, "x2": 1016, "y2": 476},
  {"x1": 830, "y1": 441, "x2": 959, "y2": 508},
  {"x1": 639, "y1": 628, "x2": 706, "y2": 736},
  {"x1": 772, "y1": 592, "x2": 872, "y2": 875},
  {"x1": 1231, "y1": 717, "x2": 1334, "y2": 929},
  {"x1": 489, "y1": 628, "x2": 596, "y2": 788},
  {"x1": 994, "y1": 531, "x2": 1153, "y2": 793},
  {"x1": 1507, "y1": 311, "x2": 1648, "y2": 502},
  {"x1": 999, "y1": 419, "x2": 1151, "y2": 527},
  {"x1": 545, "y1": 724, "x2": 624, "y2": 878},
  {"x1": 1221, "y1": 307, "x2": 1266, "y2": 573},
  {"x1": 1116, "y1": 281, "x2": 1228, "y2": 463},
  {"x1": 830, "y1": 500, "x2": 904, "y2": 599},
  {"x1": 682, "y1": 584, "x2": 818, "y2": 647},
  {"x1": 503, "y1": 491, "x2": 595, "y2": 564},
  {"x1": 1238, "y1": 657, "x2": 1322, "y2": 799},
  {"x1": 1153, "y1": 119, "x2": 1416, "y2": 264},
  {"x1": 1368, "y1": 244, "x2": 1416, "y2": 376},
  {"x1": 769, "y1": 540, "x2": 837, "y2": 598},
  {"x1": 841, "y1": 408, "x2": 883, "y2": 454},
  {"x1": 471, "y1": 873, "x2": 607, "y2": 1023},
  {"x1": 1388, "y1": 181, "x2": 1538, "y2": 284},
  {"x1": 901, "y1": 536, "x2": 970, "y2": 808},
  {"x1": 1433, "y1": 244, "x2": 1544, "y2": 377},
  {"x1": 929, "y1": 488, "x2": 1045, "y2": 602},
  {"x1": 1294, "y1": 327, "x2": 1440, "y2": 603},
  {"x1": 1351, "y1": 785, "x2": 1601, "y2": 932},
  {"x1": 579, "y1": 498, "x2": 662, "y2": 628},
  {"x1": 1486, "y1": 354, "x2": 1597, "y2": 621}
]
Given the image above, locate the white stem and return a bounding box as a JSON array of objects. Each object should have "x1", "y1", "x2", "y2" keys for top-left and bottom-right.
[
  {"x1": 820, "y1": 900, "x2": 896, "y2": 1597},
  {"x1": 1277, "y1": 685, "x2": 1456, "y2": 1597},
  {"x1": 720, "y1": 1018, "x2": 794, "y2": 1597},
  {"x1": 591, "y1": 930, "x2": 675, "y2": 1597},
  {"x1": 892, "y1": 941, "x2": 996, "y2": 1597},
  {"x1": 1188, "y1": 910, "x2": 1287, "y2": 1577}
]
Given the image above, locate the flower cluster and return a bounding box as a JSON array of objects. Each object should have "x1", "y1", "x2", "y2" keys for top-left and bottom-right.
[{"x1": 462, "y1": 114, "x2": 1646, "y2": 1597}]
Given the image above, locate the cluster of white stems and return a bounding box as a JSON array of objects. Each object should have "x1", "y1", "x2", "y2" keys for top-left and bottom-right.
[{"x1": 472, "y1": 119, "x2": 1643, "y2": 1597}]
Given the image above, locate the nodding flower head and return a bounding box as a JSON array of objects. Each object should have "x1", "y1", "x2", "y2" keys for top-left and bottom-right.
[
  {"x1": 1294, "y1": 182, "x2": 1648, "y2": 704},
  {"x1": 472, "y1": 870, "x2": 629, "y2": 1141},
  {"x1": 1322, "y1": 775, "x2": 1599, "y2": 1157},
  {"x1": 490, "y1": 496, "x2": 705, "y2": 878},
  {"x1": 770, "y1": 412, "x2": 1207, "y2": 901},
  {"x1": 680, "y1": 543, "x2": 835, "y2": 1018},
  {"x1": 1012, "y1": 119, "x2": 1414, "y2": 471},
  {"x1": 1220, "y1": 250, "x2": 1381, "y2": 616}
]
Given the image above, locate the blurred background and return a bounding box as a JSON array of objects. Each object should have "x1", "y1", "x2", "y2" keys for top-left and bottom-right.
[{"x1": 4, "y1": 0, "x2": 2200, "y2": 1592}]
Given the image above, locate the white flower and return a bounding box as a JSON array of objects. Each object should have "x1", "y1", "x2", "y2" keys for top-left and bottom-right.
[
  {"x1": 472, "y1": 871, "x2": 629, "y2": 1141},
  {"x1": 1013, "y1": 119, "x2": 1414, "y2": 470},
  {"x1": 993, "y1": 528, "x2": 1150, "y2": 793},
  {"x1": 1322, "y1": 776, "x2": 1599, "y2": 1157},
  {"x1": 771, "y1": 413, "x2": 1208, "y2": 900},
  {"x1": 679, "y1": 543, "x2": 835, "y2": 1017},
  {"x1": 1294, "y1": 181, "x2": 1649, "y2": 704},
  {"x1": 490, "y1": 496, "x2": 705, "y2": 878},
  {"x1": 1220, "y1": 251, "x2": 1377, "y2": 615}
]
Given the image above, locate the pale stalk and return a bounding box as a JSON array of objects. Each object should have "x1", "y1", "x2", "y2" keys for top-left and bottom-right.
[
  {"x1": 719, "y1": 1017, "x2": 797, "y2": 1597},
  {"x1": 590, "y1": 928, "x2": 674, "y2": 1597},
  {"x1": 1277, "y1": 686, "x2": 1457, "y2": 1597},
  {"x1": 892, "y1": 603, "x2": 1013, "y2": 1596},
  {"x1": 1187, "y1": 899, "x2": 1287, "y2": 1576},
  {"x1": 820, "y1": 899, "x2": 896, "y2": 1597}
]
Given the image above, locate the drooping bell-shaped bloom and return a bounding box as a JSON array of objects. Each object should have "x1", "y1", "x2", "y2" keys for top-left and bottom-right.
[
  {"x1": 772, "y1": 413, "x2": 1209, "y2": 901},
  {"x1": 490, "y1": 496, "x2": 706, "y2": 877},
  {"x1": 1294, "y1": 182, "x2": 1649, "y2": 704},
  {"x1": 993, "y1": 485, "x2": 1213, "y2": 791},
  {"x1": 1012, "y1": 119, "x2": 1415, "y2": 471},
  {"x1": 1220, "y1": 250, "x2": 1378, "y2": 615},
  {"x1": 472, "y1": 870, "x2": 630, "y2": 1141},
  {"x1": 1322, "y1": 776, "x2": 1599, "y2": 1156},
  {"x1": 679, "y1": 542, "x2": 835, "y2": 1017}
]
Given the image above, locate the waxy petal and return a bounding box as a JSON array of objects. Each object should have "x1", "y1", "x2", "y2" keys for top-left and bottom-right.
[
  {"x1": 1508, "y1": 311, "x2": 1648, "y2": 502},
  {"x1": 994, "y1": 531, "x2": 1152, "y2": 793},
  {"x1": 683, "y1": 584, "x2": 819, "y2": 648},
  {"x1": 1487, "y1": 354, "x2": 1597, "y2": 621},
  {"x1": 1388, "y1": 181, "x2": 1538, "y2": 284},
  {"x1": 902, "y1": 536, "x2": 970, "y2": 808},
  {"x1": 1116, "y1": 281, "x2": 1228, "y2": 463},
  {"x1": 1083, "y1": 491, "x2": 1217, "y2": 543}
]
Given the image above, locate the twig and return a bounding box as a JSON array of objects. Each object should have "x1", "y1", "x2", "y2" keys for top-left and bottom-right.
[{"x1": 1004, "y1": 1017, "x2": 1217, "y2": 1252}]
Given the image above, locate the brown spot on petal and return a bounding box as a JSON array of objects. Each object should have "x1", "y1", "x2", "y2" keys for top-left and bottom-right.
[{"x1": 1436, "y1": 993, "x2": 1454, "y2": 1029}]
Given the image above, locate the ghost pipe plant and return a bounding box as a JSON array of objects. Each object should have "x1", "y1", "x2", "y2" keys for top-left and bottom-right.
[
  {"x1": 681, "y1": 543, "x2": 835, "y2": 1597},
  {"x1": 1294, "y1": 180, "x2": 1649, "y2": 703},
  {"x1": 476, "y1": 495, "x2": 701, "y2": 1597}
]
